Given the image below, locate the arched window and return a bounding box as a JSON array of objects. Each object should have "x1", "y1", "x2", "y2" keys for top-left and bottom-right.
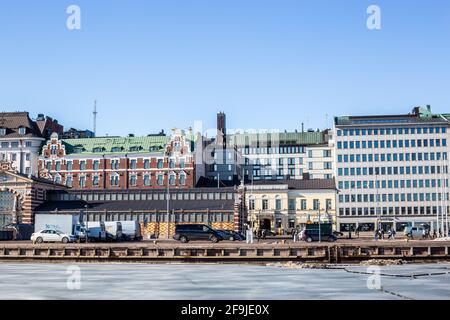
[
  {"x1": 179, "y1": 171, "x2": 186, "y2": 185},
  {"x1": 275, "y1": 195, "x2": 282, "y2": 211},
  {"x1": 249, "y1": 196, "x2": 255, "y2": 210},
  {"x1": 169, "y1": 172, "x2": 176, "y2": 186}
]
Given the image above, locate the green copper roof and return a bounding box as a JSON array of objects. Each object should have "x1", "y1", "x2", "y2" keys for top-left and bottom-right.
[
  {"x1": 61, "y1": 136, "x2": 170, "y2": 156},
  {"x1": 227, "y1": 131, "x2": 328, "y2": 146}
]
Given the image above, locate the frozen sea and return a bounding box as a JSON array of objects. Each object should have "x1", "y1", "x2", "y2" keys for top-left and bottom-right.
[{"x1": 0, "y1": 263, "x2": 449, "y2": 300}]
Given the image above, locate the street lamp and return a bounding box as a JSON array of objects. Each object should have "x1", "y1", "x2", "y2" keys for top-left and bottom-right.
[{"x1": 318, "y1": 201, "x2": 321, "y2": 243}]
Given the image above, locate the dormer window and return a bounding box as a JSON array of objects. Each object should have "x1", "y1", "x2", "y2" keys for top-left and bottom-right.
[
  {"x1": 111, "y1": 146, "x2": 122, "y2": 152},
  {"x1": 73, "y1": 147, "x2": 83, "y2": 154},
  {"x1": 0, "y1": 128, "x2": 6, "y2": 136},
  {"x1": 18, "y1": 127, "x2": 26, "y2": 135},
  {"x1": 129, "y1": 146, "x2": 141, "y2": 152},
  {"x1": 93, "y1": 147, "x2": 104, "y2": 153}
]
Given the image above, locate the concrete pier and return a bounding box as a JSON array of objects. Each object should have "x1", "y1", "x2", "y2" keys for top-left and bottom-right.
[{"x1": 1, "y1": 241, "x2": 450, "y2": 263}]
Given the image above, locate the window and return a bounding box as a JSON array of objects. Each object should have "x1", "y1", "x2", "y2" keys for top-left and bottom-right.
[
  {"x1": 169, "y1": 173, "x2": 176, "y2": 185},
  {"x1": 144, "y1": 159, "x2": 150, "y2": 169},
  {"x1": 179, "y1": 172, "x2": 186, "y2": 185},
  {"x1": 324, "y1": 162, "x2": 332, "y2": 169},
  {"x1": 25, "y1": 141, "x2": 32, "y2": 147},
  {"x1": 93, "y1": 160, "x2": 100, "y2": 170},
  {"x1": 11, "y1": 142, "x2": 19, "y2": 148},
  {"x1": 326, "y1": 199, "x2": 332, "y2": 211},
  {"x1": 1, "y1": 142, "x2": 8, "y2": 148},
  {"x1": 65, "y1": 176, "x2": 73, "y2": 187},
  {"x1": 54, "y1": 175, "x2": 61, "y2": 184},
  {"x1": 288, "y1": 199, "x2": 296, "y2": 210},
  {"x1": 79, "y1": 161, "x2": 86, "y2": 171},
  {"x1": 157, "y1": 159, "x2": 164, "y2": 169},
  {"x1": 301, "y1": 199, "x2": 307, "y2": 210},
  {"x1": 130, "y1": 159, "x2": 137, "y2": 169},
  {"x1": 262, "y1": 198, "x2": 269, "y2": 211},
  {"x1": 66, "y1": 161, "x2": 73, "y2": 171},
  {"x1": 25, "y1": 153, "x2": 30, "y2": 161},
  {"x1": 249, "y1": 197, "x2": 255, "y2": 210},
  {"x1": 111, "y1": 160, "x2": 120, "y2": 170},
  {"x1": 169, "y1": 159, "x2": 175, "y2": 168},
  {"x1": 18, "y1": 127, "x2": 26, "y2": 135},
  {"x1": 180, "y1": 159, "x2": 186, "y2": 168},
  {"x1": 111, "y1": 147, "x2": 122, "y2": 152},
  {"x1": 55, "y1": 162, "x2": 61, "y2": 171},
  {"x1": 313, "y1": 199, "x2": 320, "y2": 210},
  {"x1": 46, "y1": 161, "x2": 52, "y2": 171},
  {"x1": 110, "y1": 174, "x2": 119, "y2": 186},
  {"x1": 275, "y1": 197, "x2": 282, "y2": 211},
  {"x1": 93, "y1": 147, "x2": 103, "y2": 153},
  {"x1": 144, "y1": 174, "x2": 151, "y2": 186},
  {"x1": 157, "y1": 174, "x2": 164, "y2": 186},
  {"x1": 79, "y1": 176, "x2": 86, "y2": 188},
  {"x1": 93, "y1": 175, "x2": 99, "y2": 187},
  {"x1": 130, "y1": 175, "x2": 137, "y2": 186},
  {"x1": 323, "y1": 150, "x2": 332, "y2": 157},
  {"x1": 0, "y1": 128, "x2": 5, "y2": 136}
]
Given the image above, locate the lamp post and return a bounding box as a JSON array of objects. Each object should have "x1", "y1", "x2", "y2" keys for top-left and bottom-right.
[{"x1": 318, "y1": 201, "x2": 321, "y2": 243}]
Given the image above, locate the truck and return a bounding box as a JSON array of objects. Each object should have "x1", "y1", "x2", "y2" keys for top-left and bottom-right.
[
  {"x1": 104, "y1": 221, "x2": 123, "y2": 241},
  {"x1": 85, "y1": 221, "x2": 107, "y2": 242},
  {"x1": 34, "y1": 214, "x2": 81, "y2": 238},
  {"x1": 34, "y1": 214, "x2": 108, "y2": 242},
  {"x1": 119, "y1": 221, "x2": 142, "y2": 241}
]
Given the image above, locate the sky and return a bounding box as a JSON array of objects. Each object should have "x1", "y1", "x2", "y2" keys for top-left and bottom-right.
[{"x1": 0, "y1": 0, "x2": 449, "y2": 137}]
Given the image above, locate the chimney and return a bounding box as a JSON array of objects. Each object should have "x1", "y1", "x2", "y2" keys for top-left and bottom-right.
[
  {"x1": 217, "y1": 112, "x2": 226, "y2": 148},
  {"x1": 301, "y1": 123, "x2": 304, "y2": 133}
]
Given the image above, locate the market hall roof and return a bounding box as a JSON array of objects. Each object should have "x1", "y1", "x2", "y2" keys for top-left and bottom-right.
[
  {"x1": 0, "y1": 112, "x2": 43, "y2": 138},
  {"x1": 57, "y1": 135, "x2": 171, "y2": 156}
]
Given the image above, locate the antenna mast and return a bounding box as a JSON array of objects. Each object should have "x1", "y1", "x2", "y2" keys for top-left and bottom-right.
[{"x1": 93, "y1": 100, "x2": 98, "y2": 136}]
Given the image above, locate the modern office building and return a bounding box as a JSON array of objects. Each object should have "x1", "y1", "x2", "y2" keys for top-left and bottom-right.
[{"x1": 334, "y1": 106, "x2": 450, "y2": 233}]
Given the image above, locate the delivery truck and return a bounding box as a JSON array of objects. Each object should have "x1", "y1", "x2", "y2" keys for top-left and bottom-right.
[{"x1": 34, "y1": 214, "x2": 81, "y2": 238}]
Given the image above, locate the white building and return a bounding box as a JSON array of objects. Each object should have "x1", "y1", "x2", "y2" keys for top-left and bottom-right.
[
  {"x1": 0, "y1": 112, "x2": 45, "y2": 177},
  {"x1": 334, "y1": 106, "x2": 450, "y2": 233}
]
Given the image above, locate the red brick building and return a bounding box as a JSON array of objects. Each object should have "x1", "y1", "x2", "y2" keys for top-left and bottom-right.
[{"x1": 38, "y1": 128, "x2": 196, "y2": 190}]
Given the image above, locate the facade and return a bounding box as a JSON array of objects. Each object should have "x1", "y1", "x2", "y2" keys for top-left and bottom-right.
[
  {"x1": 334, "y1": 106, "x2": 450, "y2": 232},
  {"x1": 0, "y1": 161, "x2": 65, "y2": 226},
  {"x1": 36, "y1": 186, "x2": 246, "y2": 237},
  {"x1": 35, "y1": 114, "x2": 64, "y2": 139},
  {"x1": 202, "y1": 113, "x2": 334, "y2": 184},
  {"x1": 61, "y1": 128, "x2": 95, "y2": 139},
  {"x1": 0, "y1": 112, "x2": 45, "y2": 177},
  {"x1": 38, "y1": 128, "x2": 196, "y2": 190},
  {"x1": 245, "y1": 179, "x2": 336, "y2": 234}
]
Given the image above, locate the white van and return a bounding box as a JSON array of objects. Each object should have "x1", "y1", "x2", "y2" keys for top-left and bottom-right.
[
  {"x1": 104, "y1": 221, "x2": 123, "y2": 241},
  {"x1": 119, "y1": 221, "x2": 142, "y2": 241}
]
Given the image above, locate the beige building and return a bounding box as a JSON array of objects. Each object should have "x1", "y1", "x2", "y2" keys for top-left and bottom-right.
[{"x1": 245, "y1": 179, "x2": 336, "y2": 234}]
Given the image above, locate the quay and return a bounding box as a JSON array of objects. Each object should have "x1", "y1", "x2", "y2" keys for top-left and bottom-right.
[{"x1": 1, "y1": 240, "x2": 450, "y2": 263}]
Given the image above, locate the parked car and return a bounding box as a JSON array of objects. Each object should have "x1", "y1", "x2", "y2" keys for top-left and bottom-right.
[
  {"x1": 31, "y1": 229, "x2": 76, "y2": 244},
  {"x1": 404, "y1": 226, "x2": 426, "y2": 239},
  {"x1": 217, "y1": 230, "x2": 246, "y2": 241},
  {"x1": 301, "y1": 223, "x2": 337, "y2": 242},
  {"x1": 173, "y1": 224, "x2": 224, "y2": 243}
]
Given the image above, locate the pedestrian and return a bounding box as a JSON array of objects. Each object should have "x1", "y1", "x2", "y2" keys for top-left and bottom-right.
[
  {"x1": 388, "y1": 228, "x2": 392, "y2": 240},
  {"x1": 380, "y1": 229, "x2": 385, "y2": 240},
  {"x1": 374, "y1": 229, "x2": 379, "y2": 241},
  {"x1": 292, "y1": 229, "x2": 298, "y2": 243},
  {"x1": 355, "y1": 226, "x2": 360, "y2": 238},
  {"x1": 422, "y1": 228, "x2": 426, "y2": 240},
  {"x1": 392, "y1": 228, "x2": 396, "y2": 240},
  {"x1": 433, "y1": 230, "x2": 437, "y2": 239},
  {"x1": 262, "y1": 229, "x2": 267, "y2": 240}
]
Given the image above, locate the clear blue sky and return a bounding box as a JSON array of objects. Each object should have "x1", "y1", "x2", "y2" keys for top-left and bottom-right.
[{"x1": 0, "y1": 0, "x2": 449, "y2": 137}]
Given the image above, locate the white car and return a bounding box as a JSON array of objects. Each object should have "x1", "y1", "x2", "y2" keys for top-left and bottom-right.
[{"x1": 31, "y1": 229, "x2": 76, "y2": 244}]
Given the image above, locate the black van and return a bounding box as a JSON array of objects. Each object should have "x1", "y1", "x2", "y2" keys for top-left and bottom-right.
[{"x1": 173, "y1": 224, "x2": 223, "y2": 243}]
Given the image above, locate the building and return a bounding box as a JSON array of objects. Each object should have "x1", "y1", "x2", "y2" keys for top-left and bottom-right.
[
  {"x1": 61, "y1": 128, "x2": 95, "y2": 139},
  {"x1": 38, "y1": 128, "x2": 196, "y2": 190},
  {"x1": 0, "y1": 160, "x2": 65, "y2": 226},
  {"x1": 334, "y1": 106, "x2": 450, "y2": 233},
  {"x1": 202, "y1": 113, "x2": 334, "y2": 183},
  {"x1": 35, "y1": 114, "x2": 64, "y2": 139},
  {"x1": 36, "y1": 186, "x2": 246, "y2": 237},
  {"x1": 245, "y1": 178, "x2": 336, "y2": 234},
  {"x1": 0, "y1": 112, "x2": 45, "y2": 177}
]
